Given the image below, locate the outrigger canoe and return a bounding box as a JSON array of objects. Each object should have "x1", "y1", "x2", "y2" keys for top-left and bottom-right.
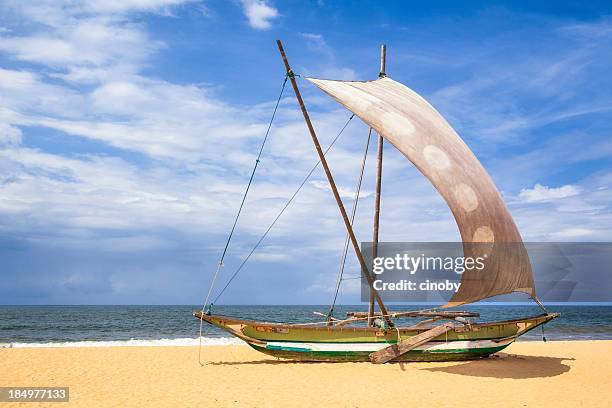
[
  {"x1": 195, "y1": 311, "x2": 558, "y2": 362},
  {"x1": 194, "y1": 41, "x2": 560, "y2": 364}
]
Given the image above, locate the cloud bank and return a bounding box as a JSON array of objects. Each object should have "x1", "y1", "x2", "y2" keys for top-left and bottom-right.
[{"x1": 0, "y1": 2, "x2": 610, "y2": 304}]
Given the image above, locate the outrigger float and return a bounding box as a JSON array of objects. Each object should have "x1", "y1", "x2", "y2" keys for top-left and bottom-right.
[{"x1": 195, "y1": 41, "x2": 559, "y2": 363}]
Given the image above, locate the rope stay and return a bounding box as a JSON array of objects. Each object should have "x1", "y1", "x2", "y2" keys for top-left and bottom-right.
[
  {"x1": 328, "y1": 127, "x2": 372, "y2": 320},
  {"x1": 200, "y1": 75, "x2": 287, "y2": 311},
  {"x1": 211, "y1": 113, "x2": 356, "y2": 304},
  {"x1": 198, "y1": 71, "x2": 355, "y2": 365},
  {"x1": 198, "y1": 75, "x2": 286, "y2": 365}
]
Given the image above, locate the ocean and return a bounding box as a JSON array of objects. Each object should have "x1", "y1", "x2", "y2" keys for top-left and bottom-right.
[{"x1": 1, "y1": 305, "x2": 610, "y2": 348}]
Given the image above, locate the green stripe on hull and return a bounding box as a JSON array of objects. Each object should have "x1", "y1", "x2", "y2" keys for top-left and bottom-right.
[{"x1": 249, "y1": 343, "x2": 511, "y2": 362}]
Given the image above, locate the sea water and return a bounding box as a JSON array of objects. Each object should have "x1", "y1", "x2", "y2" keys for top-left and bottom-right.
[{"x1": 0, "y1": 305, "x2": 610, "y2": 348}]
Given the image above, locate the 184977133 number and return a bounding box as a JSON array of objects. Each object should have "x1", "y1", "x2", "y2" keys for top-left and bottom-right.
[{"x1": 0, "y1": 387, "x2": 69, "y2": 402}]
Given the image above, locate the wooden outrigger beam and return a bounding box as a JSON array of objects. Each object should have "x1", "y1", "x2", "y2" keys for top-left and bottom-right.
[
  {"x1": 276, "y1": 40, "x2": 393, "y2": 327},
  {"x1": 369, "y1": 322, "x2": 455, "y2": 364},
  {"x1": 347, "y1": 310, "x2": 479, "y2": 319}
]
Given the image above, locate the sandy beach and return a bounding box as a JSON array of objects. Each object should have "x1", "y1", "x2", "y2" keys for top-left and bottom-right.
[{"x1": 0, "y1": 340, "x2": 610, "y2": 407}]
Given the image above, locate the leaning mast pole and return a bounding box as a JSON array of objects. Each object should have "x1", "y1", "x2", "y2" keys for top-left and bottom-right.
[
  {"x1": 276, "y1": 40, "x2": 393, "y2": 326},
  {"x1": 368, "y1": 44, "x2": 386, "y2": 326}
]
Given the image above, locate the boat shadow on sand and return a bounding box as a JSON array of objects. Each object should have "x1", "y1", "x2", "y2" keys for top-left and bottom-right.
[
  {"x1": 208, "y1": 353, "x2": 573, "y2": 379},
  {"x1": 418, "y1": 353, "x2": 574, "y2": 378}
]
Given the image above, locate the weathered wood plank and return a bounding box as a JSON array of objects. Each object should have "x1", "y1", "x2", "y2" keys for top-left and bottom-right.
[{"x1": 369, "y1": 323, "x2": 455, "y2": 364}]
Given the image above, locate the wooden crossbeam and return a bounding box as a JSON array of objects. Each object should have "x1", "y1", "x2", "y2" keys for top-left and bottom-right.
[
  {"x1": 369, "y1": 323, "x2": 455, "y2": 364},
  {"x1": 347, "y1": 310, "x2": 479, "y2": 319}
]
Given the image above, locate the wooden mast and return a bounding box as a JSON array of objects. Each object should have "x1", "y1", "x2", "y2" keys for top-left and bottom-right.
[
  {"x1": 368, "y1": 44, "x2": 386, "y2": 326},
  {"x1": 379, "y1": 44, "x2": 386, "y2": 77},
  {"x1": 276, "y1": 40, "x2": 393, "y2": 327}
]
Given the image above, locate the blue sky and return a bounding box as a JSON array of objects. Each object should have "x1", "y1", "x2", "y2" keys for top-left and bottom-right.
[{"x1": 0, "y1": 0, "x2": 611, "y2": 305}]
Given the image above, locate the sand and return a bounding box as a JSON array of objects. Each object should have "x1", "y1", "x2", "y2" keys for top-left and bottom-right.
[{"x1": 1, "y1": 341, "x2": 610, "y2": 407}]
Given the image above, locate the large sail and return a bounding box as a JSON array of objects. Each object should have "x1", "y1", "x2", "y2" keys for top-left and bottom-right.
[{"x1": 306, "y1": 77, "x2": 535, "y2": 307}]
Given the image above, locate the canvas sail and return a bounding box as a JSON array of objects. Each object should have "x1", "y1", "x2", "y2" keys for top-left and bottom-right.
[{"x1": 306, "y1": 76, "x2": 535, "y2": 307}]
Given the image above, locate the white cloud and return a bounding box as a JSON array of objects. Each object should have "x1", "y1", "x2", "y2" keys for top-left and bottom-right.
[
  {"x1": 296, "y1": 32, "x2": 359, "y2": 80},
  {"x1": 510, "y1": 172, "x2": 612, "y2": 241},
  {"x1": 552, "y1": 227, "x2": 595, "y2": 238},
  {"x1": 16, "y1": 22, "x2": 153, "y2": 64},
  {"x1": 301, "y1": 33, "x2": 331, "y2": 56},
  {"x1": 0, "y1": 1, "x2": 610, "y2": 304},
  {"x1": 239, "y1": 0, "x2": 279, "y2": 30},
  {"x1": 0, "y1": 123, "x2": 22, "y2": 146},
  {"x1": 81, "y1": 0, "x2": 194, "y2": 14},
  {"x1": 518, "y1": 183, "x2": 581, "y2": 203},
  {"x1": 1, "y1": 0, "x2": 193, "y2": 25},
  {"x1": 309, "y1": 179, "x2": 372, "y2": 199},
  {"x1": 0, "y1": 19, "x2": 161, "y2": 84},
  {"x1": 421, "y1": 18, "x2": 612, "y2": 149}
]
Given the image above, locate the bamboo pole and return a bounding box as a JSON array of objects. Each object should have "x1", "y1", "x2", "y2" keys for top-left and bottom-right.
[
  {"x1": 368, "y1": 44, "x2": 386, "y2": 326},
  {"x1": 276, "y1": 40, "x2": 393, "y2": 327}
]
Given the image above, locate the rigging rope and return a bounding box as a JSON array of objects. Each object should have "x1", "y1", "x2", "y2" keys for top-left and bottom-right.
[
  {"x1": 200, "y1": 75, "x2": 287, "y2": 311},
  {"x1": 534, "y1": 296, "x2": 549, "y2": 314},
  {"x1": 198, "y1": 75, "x2": 287, "y2": 365},
  {"x1": 327, "y1": 128, "x2": 372, "y2": 320},
  {"x1": 211, "y1": 113, "x2": 356, "y2": 304}
]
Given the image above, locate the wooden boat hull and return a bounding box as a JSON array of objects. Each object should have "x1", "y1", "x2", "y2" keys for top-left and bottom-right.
[
  {"x1": 249, "y1": 338, "x2": 514, "y2": 362},
  {"x1": 194, "y1": 312, "x2": 558, "y2": 362}
]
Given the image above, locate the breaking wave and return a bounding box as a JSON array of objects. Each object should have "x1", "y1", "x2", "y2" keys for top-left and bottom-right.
[{"x1": 1, "y1": 337, "x2": 246, "y2": 348}]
